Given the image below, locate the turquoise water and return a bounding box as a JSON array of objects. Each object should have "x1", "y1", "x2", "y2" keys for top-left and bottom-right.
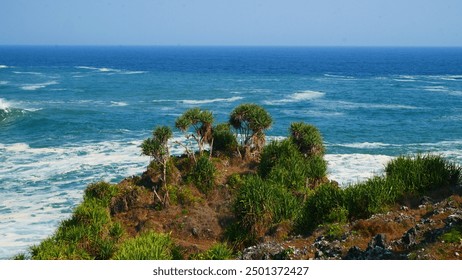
[{"x1": 1, "y1": 46, "x2": 462, "y2": 258}]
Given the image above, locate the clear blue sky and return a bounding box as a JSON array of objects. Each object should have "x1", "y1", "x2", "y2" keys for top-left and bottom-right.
[{"x1": 1, "y1": 0, "x2": 461, "y2": 46}]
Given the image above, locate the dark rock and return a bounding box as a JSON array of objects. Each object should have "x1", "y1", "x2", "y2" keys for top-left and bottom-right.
[
  {"x1": 402, "y1": 228, "x2": 417, "y2": 247},
  {"x1": 368, "y1": 234, "x2": 387, "y2": 249},
  {"x1": 420, "y1": 196, "x2": 434, "y2": 205},
  {"x1": 445, "y1": 214, "x2": 462, "y2": 226},
  {"x1": 344, "y1": 246, "x2": 363, "y2": 260}
]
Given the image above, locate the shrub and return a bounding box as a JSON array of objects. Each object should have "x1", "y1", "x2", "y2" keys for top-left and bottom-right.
[
  {"x1": 343, "y1": 176, "x2": 401, "y2": 220},
  {"x1": 191, "y1": 243, "x2": 234, "y2": 260},
  {"x1": 298, "y1": 183, "x2": 344, "y2": 232},
  {"x1": 166, "y1": 185, "x2": 197, "y2": 206},
  {"x1": 113, "y1": 232, "x2": 174, "y2": 260},
  {"x1": 212, "y1": 123, "x2": 238, "y2": 156},
  {"x1": 232, "y1": 176, "x2": 300, "y2": 245},
  {"x1": 289, "y1": 122, "x2": 325, "y2": 157},
  {"x1": 259, "y1": 139, "x2": 327, "y2": 190},
  {"x1": 385, "y1": 154, "x2": 462, "y2": 195},
  {"x1": 84, "y1": 181, "x2": 119, "y2": 207},
  {"x1": 189, "y1": 156, "x2": 217, "y2": 194}
]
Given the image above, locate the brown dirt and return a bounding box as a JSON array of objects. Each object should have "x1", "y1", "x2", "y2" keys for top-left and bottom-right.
[{"x1": 110, "y1": 156, "x2": 462, "y2": 260}]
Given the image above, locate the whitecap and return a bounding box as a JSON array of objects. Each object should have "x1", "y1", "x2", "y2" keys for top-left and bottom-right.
[
  {"x1": 0, "y1": 81, "x2": 9, "y2": 85},
  {"x1": 0, "y1": 98, "x2": 11, "y2": 111},
  {"x1": 264, "y1": 90, "x2": 325, "y2": 105},
  {"x1": 423, "y1": 86, "x2": 448, "y2": 92},
  {"x1": 0, "y1": 65, "x2": 9, "y2": 69},
  {"x1": 181, "y1": 96, "x2": 243, "y2": 105},
  {"x1": 13, "y1": 71, "x2": 43, "y2": 75},
  {"x1": 333, "y1": 101, "x2": 420, "y2": 110},
  {"x1": 110, "y1": 101, "x2": 128, "y2": 107},
  {"x1": 120, "y1": 71, "x2": 147, "y2": 75},
  {"x1": 335, "y1": 142, "x2": 393, "y2": 149},
  {"x1": 20, "y1": 81, "x2": 58, "y2": 91}
]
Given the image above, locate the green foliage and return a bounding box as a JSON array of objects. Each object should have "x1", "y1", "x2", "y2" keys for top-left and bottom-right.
[
  {"x1": 343, "y1": 177, "x2": 399, "y2": 219},
  {"x1": 175, "y1": 108, "x2": 214, "y2": 155},
  {"x1": 113, "y1": 232, "x2": 174, "y2": 260},
  {"x1": 289, "y1": 122, "x2": 325, "y2": 157},
  {"x1": 84, "y1": 181, "x2": 119, "y2": 207},
  {"x1": 259, "y1": 139, "x2": 327, "y2": 190},
  {"x1": 232, "y1": 176, "x2": 300, "y2": 245},
  {"x1": 189, "y1": 156, "x2": 217, "y2": 194},
  {"x1": 212, "y1": 123, "x2": 238, "y2": 156},
  {"x1": 191, "y1": 243, "x2": 234, "y2": 260},
  {"x1": 30, "y1": 182, "x2": 125, "y2": 260},
  {"x1": 298, "y1": 183, "x2": 344, "y2": 232},
  {"x1": 385, "y1": 154, "x2": 462, "y2": 195},
  {"x1": 228, "y1": 173, "x2": 244, "y2": 188},
  {"x1": 229, "y1": 103, "x2": 272, "y2": 156},
  {"x1": 141, "y1": 126, "x2": 172, "y2": 160},
  {"x1": 325, "y1": 223, "x2": 345, "y2": 241},
  {"x1": 439, "y1": 226, "x2": 462, "y2": 243},
  {"x1": 166, "y1": 185, "x2": 197, "y2": 206}
]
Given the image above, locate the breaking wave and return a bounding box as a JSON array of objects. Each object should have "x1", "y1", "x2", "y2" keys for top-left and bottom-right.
[{"x1": 264, "y1": 90, "x2": 325, "y2": 105}]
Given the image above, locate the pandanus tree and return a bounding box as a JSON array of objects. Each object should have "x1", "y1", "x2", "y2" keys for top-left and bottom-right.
[
  {"x1": 229, "y1": 103, "x2": 272, "y2": 159},
  {"x1": 141, "y1": 125, "x2": 173, "y2": 206},
  {"x1": 289, "y1": 122, "x2": 325, "y2": 157},
  {"x1": 175, "y1": 108, "x2": 214, "y2": 161}
]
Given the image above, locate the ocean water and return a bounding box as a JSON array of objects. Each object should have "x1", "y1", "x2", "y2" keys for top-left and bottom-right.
[{"x1": 1, "y1": 46, "x2": 462, "y2": 258}]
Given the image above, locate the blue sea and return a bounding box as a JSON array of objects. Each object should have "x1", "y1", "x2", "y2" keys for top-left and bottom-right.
[{"x1": 1, "y1": 46, "x2": 462, "y2": 258}]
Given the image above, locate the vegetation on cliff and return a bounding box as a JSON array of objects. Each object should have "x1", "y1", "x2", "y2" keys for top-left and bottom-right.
[{"x1": 21, "y1": 103, "x2": 462, "y2": 260}]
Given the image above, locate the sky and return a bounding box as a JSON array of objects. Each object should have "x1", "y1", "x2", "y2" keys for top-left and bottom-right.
[{"x1": 1, "y1": 0, "x2": 461, "y2": 46}]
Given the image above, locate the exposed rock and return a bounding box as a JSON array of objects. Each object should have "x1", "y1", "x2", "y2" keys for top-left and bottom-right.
[
  {"x1": 240, "y1": 242, "x2": 288, "y2": 260},
  {"x1": 445, "y1": 214, "x2": 462, "y2": 226},
  {"x1": 402, "y1": 228, "x2": 417, "y2": 248},
  {"x1": 344, "y1": 234, "x2": 406, "y2": 260}
]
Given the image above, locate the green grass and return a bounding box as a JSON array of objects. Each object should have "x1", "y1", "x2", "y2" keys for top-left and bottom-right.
[
  {"x1": 189, "y1": 156, "x2": 217, "y2": 194},
  {"x1": 385, "y1": 154, "x2": 461, "y2": 195},
  {"x1": 113, "y1": 231, "x2": 175, "y2": 260},
  {"x1": 190, "y1": 243, "x2": 234, "y2": 260},
  {"x1": 231, "y1": 175, "x2": 300, "y2": 245},
  {"x1": 439, "y1": 226, "x2": 462, "y2": 244}
]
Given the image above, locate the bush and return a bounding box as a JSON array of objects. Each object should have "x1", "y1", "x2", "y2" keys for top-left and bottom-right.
[
  {"x1": 191, "y1": 243, "x2": 234, "y2": 260},
  {"x1": 84, "y1": 181, "x2": 119, "y2": 207},
  {"x1": 259, "y1": 139, "x2": 327, "y2": 190},
  {"x1": 298, "y1": 183, "x2": 344, "y2": 232},
  {"x1": 212, "y1": 123, "x2": 238, "y2": 156},
  {"x1": 113, "y1": 232, "x2": 174, "y2": 260},
  {"x1": 343, "y1": 176, "x2": 403, "y2": 220},
  {"x1": 289, "y1": 122, "x2": 325, "y2": 157},
  {"x1": 189, "y1": 156, "x2": 217, "y2": 194},
  {"x1": 232, "y1": 176, "x2": 300, "y2": 245},
  {"x1": 385, "y1": 154, "x2": 461, "y2": 195}
]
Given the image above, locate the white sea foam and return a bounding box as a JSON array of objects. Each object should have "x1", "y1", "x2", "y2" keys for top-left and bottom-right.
[
  {"x1": 264, "y1": 90, "x2": 325, "y2": 105},
  {"x1": 0, "y1": 65, "x2": 9, "y2": 69},
  {"x1": 0, "y1": 98, "x2": 11, "y2": 111},
  {"x1": 333, "y1": 101, "x2": 420, "y2": 110},
  {"x1": 326, "y1": 153, "x2": 393, "y2": 187},
  {"x1": 0, "y1": 81, "x2": 9, "y2": 85},
  {"x1": 20, "y1": 81, "x2": 58, "y2": 91},
  {"x1": 0, "y1": 139, "x2": 151, "y2": 258},
  {"x1": 13, "y1": 71, "x2": 43, "y2": 75},
  {"x1": 110, "y1": 101, "x2": 129, "y2": 107},
  {"x1": 181, "y1": 96, "x2": 243, "y2": 105},
  {"x1": 336, "y1": 142, "x2": 393, "y2": 149},
  {"x1": 323, "y1": 74, "x2": 356, "y2": 79},
  {"x1": 76, "y1": 66, "x2": 146, "y2": 75},
  {"x1": 423, "y1": 86, "x2": 448, "y2": 92}
]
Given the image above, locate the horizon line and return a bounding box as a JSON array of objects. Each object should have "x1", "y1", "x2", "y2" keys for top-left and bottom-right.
[{"x1": 1, "y1": 44, "x2": 462, "y2": 48}]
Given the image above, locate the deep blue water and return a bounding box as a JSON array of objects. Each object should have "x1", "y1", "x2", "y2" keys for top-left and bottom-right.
[{"x1": 1, "y1": 46, "x2": 462, "y2": 258}]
